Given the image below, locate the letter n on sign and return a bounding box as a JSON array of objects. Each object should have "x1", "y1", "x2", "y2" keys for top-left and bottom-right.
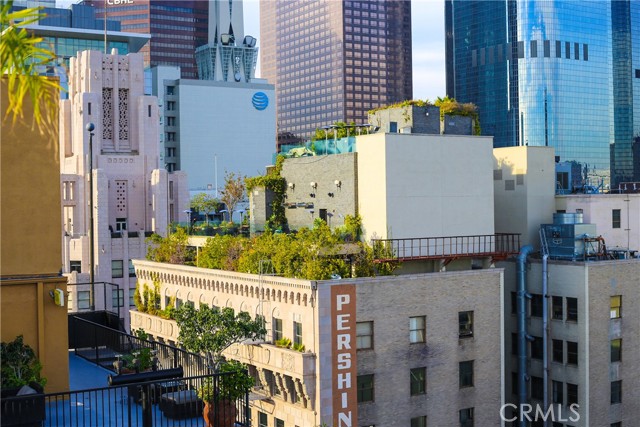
[{"x1": 331, "y1": 284, "x2": 357, "y2": 427}]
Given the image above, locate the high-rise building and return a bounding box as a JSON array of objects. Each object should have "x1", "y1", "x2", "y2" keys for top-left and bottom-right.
[
  {"x1": 87, "y1": 0, "x2": 209, "y2": 79},
  {"x1": 445, "y1": 0, "x2": 640, "y2": 187},
  {"x1": 261, "y1": 0, "x2": 413, "y2": 140}
]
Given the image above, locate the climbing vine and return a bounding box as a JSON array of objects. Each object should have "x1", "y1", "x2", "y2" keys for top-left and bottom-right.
[{"x1": 245, "y1": 155, "x2": 287, "y2": 231}]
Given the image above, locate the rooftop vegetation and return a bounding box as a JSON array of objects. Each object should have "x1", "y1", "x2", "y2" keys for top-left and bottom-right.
[{"x1": 147, "y1": 214, "x2": 397, "y2": 280}]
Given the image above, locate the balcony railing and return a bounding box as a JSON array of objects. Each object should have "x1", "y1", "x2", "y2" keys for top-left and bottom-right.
[
  {"x1": 372, "y1": 233, "x2": 521, "y2": 262},
  {"x1": 2, "y1": 372, "x2": 249, "y2": 427}
]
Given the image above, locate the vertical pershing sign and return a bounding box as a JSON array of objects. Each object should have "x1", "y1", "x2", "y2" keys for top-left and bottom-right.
[{"x1": 331, "y1": 284, "x2": 357, "y2": 427}]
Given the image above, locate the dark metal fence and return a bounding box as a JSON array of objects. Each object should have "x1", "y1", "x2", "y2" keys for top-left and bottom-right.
[
  {"x1": 372, "y1": 233, "x2": 521, "y2": 262},
  {"x1": 2, "y1": 372, "x2": 250, "y2": 427},
  {"x1": 69, "y1": 316, "x2": 208, "y2": 378}
]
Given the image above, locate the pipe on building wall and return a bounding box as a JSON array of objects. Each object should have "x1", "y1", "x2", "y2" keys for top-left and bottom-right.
[
  {"x1": 542, "y1": 253, "x2": 549, "y2": 427},
  {"x1": 517, "y1": 245, "x2": 533, "y2": 427}
]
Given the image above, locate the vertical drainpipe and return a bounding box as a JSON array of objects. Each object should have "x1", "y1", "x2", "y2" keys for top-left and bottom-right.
[
  {"x1": 517, "y1": 245, "x2": 533, "y2": 427},
  {"x1": 542, "y1": 254, "x2": 549, "y2": 427}
]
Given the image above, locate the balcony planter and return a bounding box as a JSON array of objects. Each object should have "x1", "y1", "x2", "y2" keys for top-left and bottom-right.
[
  {"x1": 0, "y1": 382, "x2": 45, "y2": 427},
  {"x1": 203, "y1": 400, "x2": 236, "y2": 427}
]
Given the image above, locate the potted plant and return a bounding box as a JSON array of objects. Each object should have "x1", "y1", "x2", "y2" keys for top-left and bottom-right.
[
  {"x1": 198, "y1": 360, "x2": 254, "y2": 427},
  {"x1": 0, "y1": 336, "x2": 47, "y2": 427},
  {"x1": 113, "y1": 329, "x2": 157, "y2": 374}
]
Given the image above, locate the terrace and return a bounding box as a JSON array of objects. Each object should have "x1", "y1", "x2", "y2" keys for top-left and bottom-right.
[{"x1": 1, "y1": 317, "x2": 251, "y2": 427}]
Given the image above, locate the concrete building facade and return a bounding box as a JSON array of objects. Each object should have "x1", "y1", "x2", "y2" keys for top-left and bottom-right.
[
  {"x1": 132, "y1": 259, "x2": 505, "y2": 427},
  {"x1": 149, "y1": 66, "x2": 275, "y2": 201},
  {"x1": 59, "y1": 50, "x2": 189, "y2": 328}
]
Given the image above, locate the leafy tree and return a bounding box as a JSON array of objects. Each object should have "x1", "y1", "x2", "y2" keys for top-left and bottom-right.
[
  {"x1": 198, "y1": 234, "x2": 246, "y2": 271},
  {"x1": 1, "y1": 335, "x2": 46, "y2": 388},
  {"x1": 146, "y1": 227, "x2": 193, "y2": 264},
  {"x1": 174, "y1": 304, "x2": 266, "y2": 371},
  {"x1": 312, "y1": 121, "x2": 360, "y2": 141},
  {"x1": 190, "y1": 192, "x2": 219, "y2": 225},
  {"x1": 220, "y1": 171, "x2": 246, "y2": 222},
  {"x1": 1, "y1": 1, "x2": 61, "y2": 137}
]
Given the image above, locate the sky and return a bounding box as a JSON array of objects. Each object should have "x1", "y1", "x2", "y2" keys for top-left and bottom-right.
[{"x1": 57, "y1": 0, "x2": 447, "y2": 101}]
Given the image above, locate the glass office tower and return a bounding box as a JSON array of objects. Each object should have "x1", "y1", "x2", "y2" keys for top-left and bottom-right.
[
  {"x1": 446, "y1": 0, "x2": 639, "y2": 187},
  {"x1": 261, "y1": 0, "x2": 413, "y2": 141}
]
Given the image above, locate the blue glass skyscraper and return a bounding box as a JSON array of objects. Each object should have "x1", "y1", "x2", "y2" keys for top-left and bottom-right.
[{"x1": 446, "y1": 0, "x2": 640, "y2": 187}]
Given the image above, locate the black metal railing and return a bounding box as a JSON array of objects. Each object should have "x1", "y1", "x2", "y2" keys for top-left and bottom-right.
[
  {"x1": 372, "y1": 233, "x2": 521, "y2": 262},
  {"x1": 69, "y1": 316, "x2": 208, "y2": 378},
  {"x1": 66, "y1": 282, "x2": 122, "y2": 320},
  {"x1": 2, "y1": 372, "x2": 250, "y2": 427}
]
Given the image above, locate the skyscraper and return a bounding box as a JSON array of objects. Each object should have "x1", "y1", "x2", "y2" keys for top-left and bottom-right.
[
  {"x1": 445, "y1": 0, "x2": 640, "y2": 187},
  {"x1": 87, "y1": 0, "x2": 209, "y2": 79},
  {"x1": 261, "y1": 0, "x2": 413, "y2": 140}
]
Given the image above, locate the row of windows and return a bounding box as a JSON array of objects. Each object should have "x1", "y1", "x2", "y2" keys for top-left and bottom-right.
[
  {"x1": 514, "y1": 294, "x2": 624, "y2": 321},
  {"x1": 471, "y1": 40, "x2": 589, "y2": 67}
]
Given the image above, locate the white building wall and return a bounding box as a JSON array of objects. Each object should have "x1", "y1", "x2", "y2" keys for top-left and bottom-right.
[
  {"x1": 176, "y1": 79, "x2": 275, "y2": 195},
  {"x1": 556, "y1": 194, "x2": 640, "y2": 253},
  {"x1": 493, "y1": 146, "x2": 557, "y2": 250},
  {"x1": 357, "y1": 133, "x2": 495, "y2": 240}
]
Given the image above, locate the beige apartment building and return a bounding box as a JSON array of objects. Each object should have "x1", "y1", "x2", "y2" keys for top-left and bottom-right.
[{"x1": 132, "y1": 258, "x2": 506, "y2": 427}]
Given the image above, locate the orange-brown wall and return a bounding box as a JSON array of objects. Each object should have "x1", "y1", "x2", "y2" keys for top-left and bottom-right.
[{"x1": 1, "y1": 78, "x2": 69, "y2": 392}]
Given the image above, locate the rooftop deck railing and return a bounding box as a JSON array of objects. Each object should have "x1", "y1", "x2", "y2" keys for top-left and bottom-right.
[
  {"x1": 2, "y1": 372, "x2": 250, "y2": 427},
  {"x1": 69, "y1": 316, "x2": 209, "y2": 378},
  {"x1": 372, "y1": 233, "x2": 521, "y2": 262}
]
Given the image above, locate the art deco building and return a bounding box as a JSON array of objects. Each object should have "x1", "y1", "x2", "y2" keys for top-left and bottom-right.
[
  {"x1": 445, "y1": 0, "x2": 640, "y2": 187},
  {"x1": 261, "y1": 0, "x2": 413, "y2": 140}
]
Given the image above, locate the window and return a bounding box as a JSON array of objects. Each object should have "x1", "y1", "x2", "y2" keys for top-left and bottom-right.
[
  {"x1": 611, "y1": 380, "x2": 622, "y2": 404},
  {"x1": 275, "y1": 418, "x2": 285, "y2": 427},
  {"x1": 87, "y1": 102, "x2": 92, "y2": 115},
  {"x1": 530, "y1": 40, "x2": 537, "y2": 57},
  {"x1": 129, "y1": 287, "x2": 136, "y2": 307},
  {"x1": 611, "y1": 339, "x2": 622, "y2": 363},
  {"x1": 544, "y1": 40, "x2": 551, "y2": 57},
  {"x1": 552, "y1": 296, "x2": 563, "y2": 320},
  {"x1": 128, "y1": 260, "x2": 136, "y2": 277},
  {"x1": 567, "y1": 341, "x2": 578, "y2": 365},
  {"x1": 553, "y1": 339, "x2": 564, "y2": 363},
  {"x1": 77, "y1": 290, "x2": 90, "y2": 310},
  {"x1": 511, "y1": 333, "x2": 518, "y2": 356},
  {"x1": 531, "y1": 376, "x2": 543, "y2": 400},
  {"x1": 531, "y1": 294, "x2": 543, "y2": 317},
  {"x1": 459, "y1": 361, "x2": 474, "y2": 388},
  {"x1": 459, "y1": 407, "x2": 474, "y2": 427},
  {"x1": 115, "y1": 217, "x2": 127, "y2": 231},
  {"x1": 293, "y1": 321, "x2": 302, "y2": 346},
  {"x1": 410, "y1": 367, "x2": 426, "y2": 395},
  {"x1": 612, "y1": 209, "x2": 621, "y2": 228},
  {"x1": 511, "y1": 372, "x2": 518, "y2": 396},
  {"x1": 552, "y1": 380, "x2": 564, "y2": 404},
  {"x1": 70, "y1": 260, "x2": 82, "y2": 273},
  {"x1": 458, "y1": 311, "x2": 473, "y2": 338},
  {"x1": 610, "y1": 296, "x2": 621, "y2": 319},
  {"x1": 111, "y1": 260, "x2": 124, "y2": 278},
  {"x1": 357, "y1": 374, "x2": 374, "y2": 402},
  {"x1": 567, "y1": 298, "x2": 578, "y2": 322},
  {"x1": 567, "y1": 383, "x2": 578, "y2": 405},
  {"x1": 531, "y1": 336, "x2": 543, "y2": 360},
  {"x1": 611, "y1": 423, "x2": 621, "y2": 427},
  {"x1": 511, "y1": 292, "x2": 517, "y2": 314},
  {"x1": 258, "y1": 412, "x2": 267, "y2": 427},
  {"x1": 389, "y1": 121, "x2": 397, "y2": 133},
  {"x1": 409, "y1": 316, "x2": 426, "y2": 343},
  {"x1": 166, "y1": 85, "x2": 174, "y2": 95},
  {"x1": 411, "y1": 416, "x2": 427, "y2": 427},
  {"x1": 356, "y1": 321, "x2": 373, "y2": 349},
  {"x1": 112, "y1": 289, "x2": 124, "y2": 307},
  {"x1": 272, "y1": 318, "x2": 282, "y2": 341}
]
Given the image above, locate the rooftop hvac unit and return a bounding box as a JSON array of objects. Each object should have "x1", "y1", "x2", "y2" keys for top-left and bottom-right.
[{"x1": 541, "y1": 213, "x2": 597, "y2": 260}]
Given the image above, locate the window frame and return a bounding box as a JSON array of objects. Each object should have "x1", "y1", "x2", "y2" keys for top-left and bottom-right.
[
  {"x1": 77, "y1": 290, "x2": 90, "y2": 310},
  {"x1": 128, "y1": 259, "x2": 136, "y2": 277},
  {"x1": 70, "y1": 260, "x2": 82, "y2": 273},
  {"x1": 112, "y1": 289, "x2": 124, "y2": 308},
  {"x1": 611, "y1": 339, "x2": 622, "y2": 363},
  {"x1": 459, "y1": 407, "x2": 474, "y2": 427},
  {"x1": 272, "y1": 317, "x2": 283, "y2": 342},
  {"x1": 410, "y1": 367, "x2": 426, "y2": 396},
  {"x1": 610, "y1": 380, "x2": 622, "y2": 404},
  {"x1": 357, "y1": 374, "x2": 375, "y2": 403},
  {"x1": 411, "y1": 416, "x2": 427, "y2": 427},
  {"x1": 530, "y1": 294, "x2": 543, "y2": 318},
  {"x1": 552, "y1": 296, "x2": 563, "y2": 320},
  {"x1": 409, "y1": 316, "x2": 426, "y2": 344},
  {"x1": 567, "y1": 341, "x2": 578, "y2": 365},
  {"x1": 458, "y1": 311, "x2": 474, "y2": 338},
  {"x1": 459, "y1": 360, "x2": 474, "y2": 388},
  {"x1": 552, "y1": 380, "x2": 564, "y2": 405},
  {"x1": 111, "y1": 260, "x2": 124, "y2": 278},
  {"x1": 610, "y1": 295, "x2": 621, "y2": 319},
  {"x1": 293, "y1": 321, "x2": 303, "y2": 346},
  {"x1": 552, "y1": 339, "x2": 564, "y2": 363},
  {"x1": 567, "y1": 383, "x2": 578, "y2": 405},
  {"x1": 566, "y1": 297, "x2": 578, "y2": 322},
  {"x1": 356, "y1": 321, "x2": 373, "y2": 350},
  {"x1": 612, "y1": 209, "x2": 621, "y2": 229}
]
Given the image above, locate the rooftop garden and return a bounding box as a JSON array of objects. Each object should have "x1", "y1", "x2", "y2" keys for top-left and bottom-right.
[{"x1": 146, "y1": 214, "x2": 397, "y2": 280}]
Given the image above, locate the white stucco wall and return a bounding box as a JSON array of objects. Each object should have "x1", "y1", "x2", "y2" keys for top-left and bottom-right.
[
  {"x1": 175, "y1": 80, "x2": 276, "y2": 193},
  {"x1": 357, "y1": 133, "x2": 495, "y2": 240}
]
